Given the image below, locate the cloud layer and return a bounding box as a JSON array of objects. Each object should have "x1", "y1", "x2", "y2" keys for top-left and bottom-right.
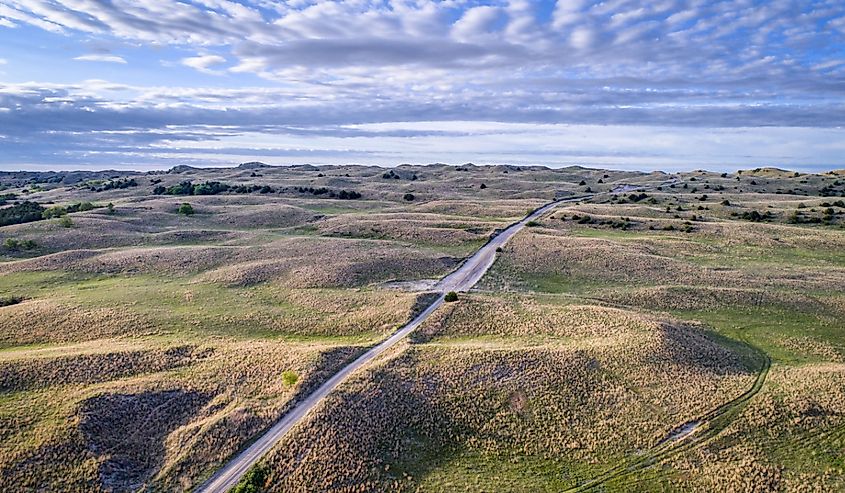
[{"x1": 0, "y1": 0, "x2": 844, "y2": 169}]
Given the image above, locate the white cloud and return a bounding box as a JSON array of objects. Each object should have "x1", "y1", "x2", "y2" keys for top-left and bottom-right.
[
  {"x1": 73, "y1": 54, "x2": 127, "y2": 64},
  {"x1": 451, "y1": 6, "x2": 503, "y2": 42},
  {"x1": 2, "y1": 1, "x2": 845, "y2": 170},
  {"x1": 182, "y1": 54, "x2": 227, "y2": 74},
  {"x1": 569, "y1": 26, "x2": 595, "y2": 50}
]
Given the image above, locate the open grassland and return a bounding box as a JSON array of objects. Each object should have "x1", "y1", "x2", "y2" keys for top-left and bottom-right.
[
  {"x1": 472, "y1": 192, "x2": 845, "y2": 491},
  {"x1": 4, "y1": 164, "x2": 589, "y2": 492},
  {"x1": 252, "y1": 293, "x2": 754, "y2": 492},
  {"x1": 1, "y1": 164, "x2": 843, "y2": 492},
  {"x1": 0, "y1": 337, "x2": 367, "y2": 492}
]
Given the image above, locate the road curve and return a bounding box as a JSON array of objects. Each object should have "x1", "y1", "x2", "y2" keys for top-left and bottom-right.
[{"x1": 197, "y1": 195, "x2": 584, "y2": 493}]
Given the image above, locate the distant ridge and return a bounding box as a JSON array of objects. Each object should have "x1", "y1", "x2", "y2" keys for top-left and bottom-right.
[
  {"x1": 0, "y1": 169, "x2": 134, "y2": 185},
  {"x1": 237, "y1": 161, "x2": 271, "y2": 169},
  {"x1": 167, "y1": 165, "x2": 200, "y2": 174}
]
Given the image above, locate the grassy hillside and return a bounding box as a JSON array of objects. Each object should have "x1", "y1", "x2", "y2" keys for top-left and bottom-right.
[{"x1": 1, "y1": 163, "x2": 843, "y2": 492}]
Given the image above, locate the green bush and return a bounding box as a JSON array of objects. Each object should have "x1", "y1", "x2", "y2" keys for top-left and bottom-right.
[
  {"x1": 232, "y1": 464, "x2": 268, "y2": 493},
  {"x1": 58, "y1": 216, "x2": 73, "y2": 228},
  {"x1": 445, "y1": 291, "x2": 459, "y2": 302},
  {"x1": 42, "y1": 206, "x2": 66, "y2": 219},
  {"x1": 281, "y1": 370, "x2": 298, "y2": 387},
  {"x1": 177, "y1": 203, "x2": 194, "y2": 216}
]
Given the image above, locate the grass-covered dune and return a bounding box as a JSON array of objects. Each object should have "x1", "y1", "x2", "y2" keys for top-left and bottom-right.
[{"x1": 1, "y1": 163, "x2": 843, "y2": 492}]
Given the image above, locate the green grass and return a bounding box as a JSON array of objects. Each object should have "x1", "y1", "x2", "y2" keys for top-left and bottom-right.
[
  {"x1": 411, "y1": 447, "x2": 639, "y2": 493},
  {"x1": 0, "y1": 270, "x2": 388, "y2": 343},
  {"x1": 669, "y1": 304, "x2": 844, "y2": 366},
  {"x1": 521, "y1": 273, "x2": 632, "y2": 295}
]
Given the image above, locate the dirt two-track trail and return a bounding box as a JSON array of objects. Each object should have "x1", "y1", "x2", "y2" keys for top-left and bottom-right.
[
  {"x1": 565, "y1": 340, "x2": 771, "y2": 492},
  {"x1": 198, "y1": 196, "x2": 584, "y2": 493}
]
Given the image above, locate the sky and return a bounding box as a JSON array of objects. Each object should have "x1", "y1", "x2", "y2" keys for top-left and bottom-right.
[{"x1": 0, "y1": 0, "x2": 844, "y2": 172}]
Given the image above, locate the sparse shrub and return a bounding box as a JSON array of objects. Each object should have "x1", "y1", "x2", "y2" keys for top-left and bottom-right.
[
  {"x1": 480, "y1": 183, "x2": 487, "y2": 189},
  {"x1": 403, "y1": 193, "x2": 415, "y2": 202},
  {"x1": 526, "y1": 221, "x2": 540, "y2": 227},
  {"x1": 281, "y1": 370, "x2": 299, "y2": 387},
  {"x1": 445, "y1": 291, "x2": 459, "y2": 302},
  {"x1": 4, "y1": 238, "x2": 20, "y2": 250},
  {"x1": 42, "y1": 205, "x2": 67, "y2": 219},
  {"x1": 740, "y1": 210, "x2": 771, "y2": 222},
  {"x1": 495, "y1": 247, "x2": 503, "y2": 253},
  {"x1": 177, "y1": 203, "x2": 195, "y2": 216},
  {"x1": 88, "y1": 178, "x2": 137, "y2": 192},
  {"x1": 335, "y1": 190, "x2": 361, "y2": 200},
  {"x1": 58, "y1": 216, "x2": 73, "y2": 228},
  {"x1": 0, "y1": 295, "x2": 24, "y2": 307},
  {"x1": 107, "y1": 203, "x2": 115, "y2": 214},
  {"x1": 721, "y1": 199, "x2": 730, "y2": 206},
  {"x1": 232, "y1": 464, "x2": 268, "y2": 493}
]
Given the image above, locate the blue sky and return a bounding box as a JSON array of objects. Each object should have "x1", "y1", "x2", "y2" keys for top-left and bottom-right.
[{"x1": 1, "y1": 0, "x2": 844, "y2": 171}]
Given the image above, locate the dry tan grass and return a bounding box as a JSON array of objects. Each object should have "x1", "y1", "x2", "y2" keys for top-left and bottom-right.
[
  {"x1": 601, "y1": 285, "x2": 831, "y2": 312},
  {"x1": 484, "y1": 227, "x2": 845, "y2": 292},
  {"x1": 197, "y1": 237, "x2": 459, "y2": 287},
  {"x1": 666, "y1": 363, "x2": 845, "y2": 492},
  {"x1": 0, "y1": 299, "x2": 156, "y2": 346},
  {"x1": 0, "y1": 339, "x2": 365, "y2": 492},
  {"x1": 315, "y1": 213, "x2": 496, "y2": 247},
  {"x1": 256, "y1": 294, "x2": 753, "y2": 492}
]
